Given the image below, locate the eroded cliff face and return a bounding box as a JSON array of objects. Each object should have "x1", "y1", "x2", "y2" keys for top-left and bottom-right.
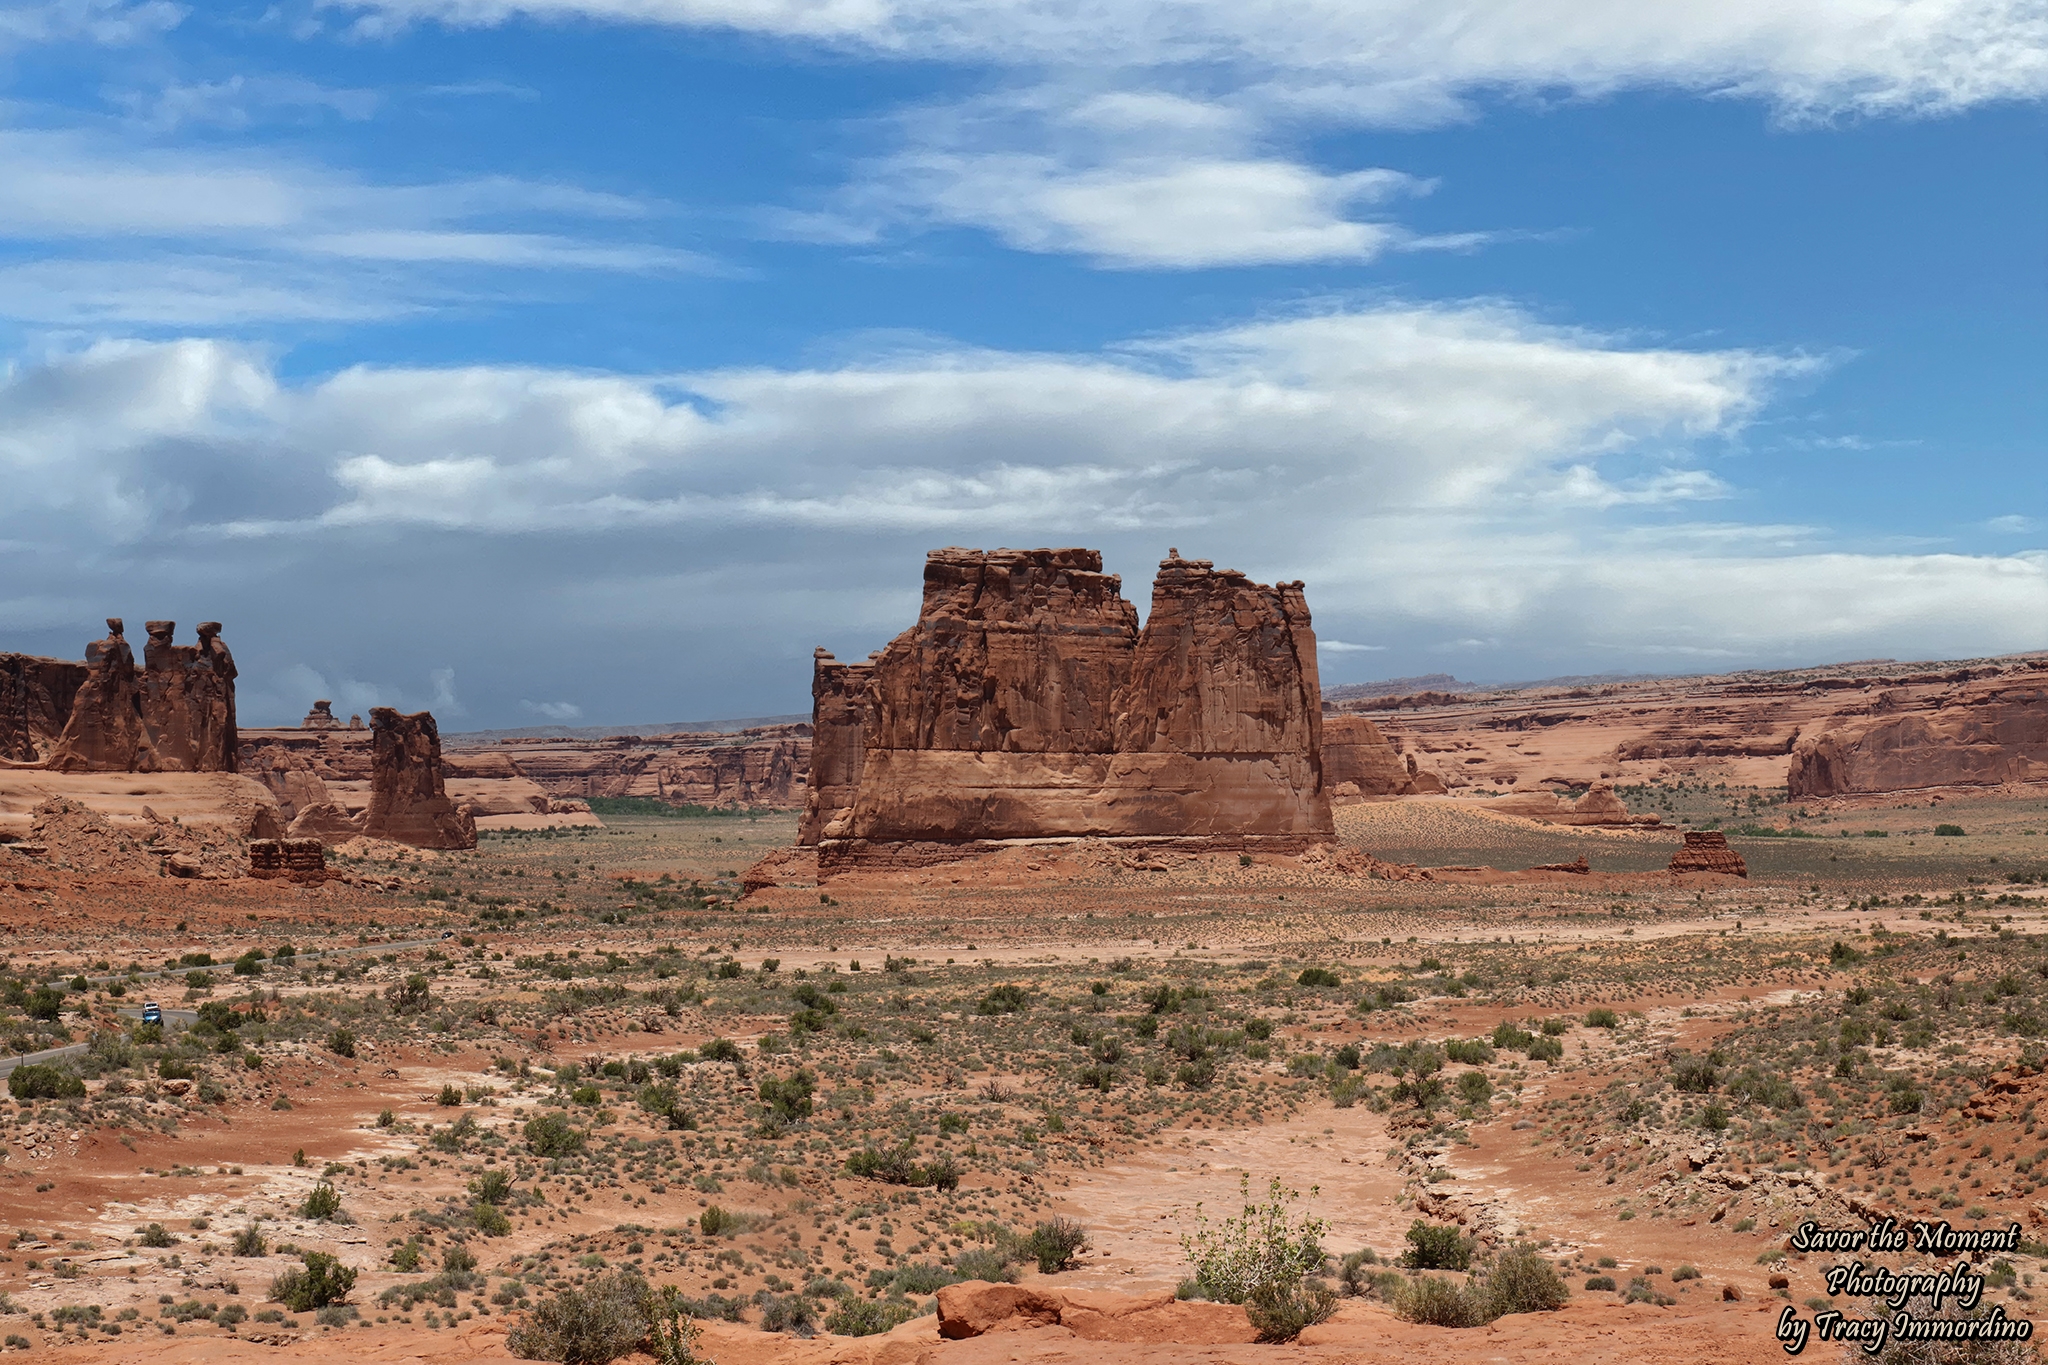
[
  {"x1": 362, "y1": 707, "x2": 475, "y2": 849},
  {"x1": 1788, "y1": 675, "x2": 2048, "y2": 798},
  {"x1": 801, "y1": 652, "x2": 871, "y2": 844},
  {"x1": 0, "y1": 655, "x2": 87, "y2": 764},
  {"x1": 821, "y1": 548, "x2": 1334, "y2": 851},
  {"x1": 47, "y1": 620, "x2": 155, "y2": 773},
  {"x1": 1322, "y1": 716, "x2": 1433, "y2": 800}
]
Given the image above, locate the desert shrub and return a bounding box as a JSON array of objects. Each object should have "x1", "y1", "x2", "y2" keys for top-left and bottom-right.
[
  {"x1": 1023, "y1": 1218, "x2": 1089, "y2": 1273},
  {"x1": 471, "y1": 1168, "x2": 514, "y2": 1205},
  {"x1": 1456, "y1": 1071, "x2": 1494, "y2": 1105},
  {"x1": 977, "y1": 984, "x2": 1029, "y2": 1015},
  {"x1": 1401, "y1": 1221, "x2": 1474, "y2": 1271},
  {"x1": 1584, "y1": 1274, "x2": 1616, "y2": 1291},
  {"x1": 525, "y1": 1113, "x2": 585, "y2": 1157},
  {"x1": 953, "y1": 1246, "x2": 1019, "y2": 1283},
  {"x1": 1671, "y1": 1265, "x2": 1701, "y2": 1282},
  {"x1": 270, "y1": 1251, "x2": 356, "y2": 1312},
  {"x1": 301, "y1": 1181, "x2": 344, "y2": 1221},
  {"x1": 1669, "y1": 1052, "x2": 1720, "y2": 1093},
  {"x1": 326, "y1": 1028, "x2": 356, "y2": 1058},
  {"x1": 1525, "y1": 1035, "x2": 1564, "y2": 1063},
  {"x1": 757, "y1": 1293, "x2": 815, "y2": 1336},
  {"x1": 1482, "y1": 1246, "x2": 1569, "y2": 1316},
  {"x1": 757, "y1": 1071, "x2": 815, "y2": 1133},
  {"x1": 636, "y1": 1085, "x2": 696, "y2": 1130},
  {"x1": 1585, "y1": 1007, "x2": 1620, "y2": 1029},
  {"x1": 8, "y1": 1065, "x2": 83, "y2": 1100},
  {"x1": 437, "y1": 1083, "x2": 463, "y2": 1106},
  {"x1": 1180, "y1": 1175, "x2": 1327, "y2": 1305},
  {"x1": 1397, "y1": 1275, "x2": 1489, "y2": 1327},
  {"x1": 1246, "y1": 1277, "x2": 1337, "y2": 1343},
  {"x1": 1725, "y1": 1069, "x2": 1801, "y2": 1111},
  {"x1": 1296, "y1": 968, "x2": 1341, "y2": 988},
  {"x1": 824, "y1": 1297, "x2": 917, "y2": 1337},
  {"x1": 473, "y1": 1202, "x2": 512, "y2": 1236},
  {"x1": 506, "y1": 1271, "x2": 646, "y2": 1365},
  {"x1": 138, "y1": 1222, "x2": 176, "y2": 1247},
  {"x1": 386, "y1": 974, "x2": 432, "y2": 1015},
  {"x1": 698, "y1": 1038, "x2": 743, "y2": 1066},
  {"x1": 1489, "y1": 1021, "x2": 1534, "y2": 1049},
  {"x1": 1444, "y1": 1039, "x2": 1494, "y2": 1065},
  {"x1": 1934, "y1": 824, "x2": 1966, "y2": 837},
  {"x1": 231, "y1": 1225, "x2": 266, "y2": 1257},
  {"x1": 641, "y1": 1287, "x2": 707, "y2": 1365}
]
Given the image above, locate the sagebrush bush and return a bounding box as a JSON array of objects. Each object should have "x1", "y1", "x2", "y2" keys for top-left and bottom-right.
[
  {"x1": 823, "y1": 1297, "x2": 917, "y2": 1337},
  {"x1": 1180, "y1": 1175, "x2": 1327, "y2": 1307},
  {"x1": 1401, "y1": 1221, "x2": 1473, "y2": 1271},
  {"x1": 1397, "y1": 1275, "x2": 1489, "y2": 1328},
  {"x1": 270, "y1": 1252, "x2": 356, "y2": 1312},
  {"x1": 1245, "y1": 1277, "x2": 1337, "y2": 1343},
  {"x1": 1482, "y1": 1247, "x2": 1569, "y2": 1316},
  {"x1": 953, "y1": 1246, "x2": 1019, "y2": 1283},
  {"x1": 1023, "y1": 1217, "x2": 1089, "y2": 1273},
  {"x1": 507, "y1": 1272, "x2": 646, "y2": 1365}
]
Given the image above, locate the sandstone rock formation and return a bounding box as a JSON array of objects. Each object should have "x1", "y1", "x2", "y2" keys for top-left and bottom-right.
[
  {"x1": 362, "y1": 708, "x2": 475, "y2": 849},
  {"x1": 0, "y1": 654, "x2": 86, "y2": 764},
  {"x1": 135, "y1": 620, "x2": 238, "y2": 772},
  {"x1": 800, "y1": 651, "x2": 871, "y2": 843},
  {"x1": 47, "y1": 620, "x2": 154, "y2": 772},
  {"x1": 792, "y1": 547, "x2": 1333, "y2": 871},
  {"x1": 485, "y1": 725, "x2": 808, "y2": 810},
  {"x1": 1322, "y1": 715, "x2": 1448, "y2": 800},
  {"x1": 1788, "y1": 674, "x2": 2048, "y2": 798},
  {"x1": 1488, "y1": 780, "x2": 1661, "y2": 827},
  {"x1": 302, "y1": 700, "x2": 342, "y2": 729},
  {"x1": 249, "y1": 837, "x2": 329, "y2": 882},
  {"x1": 1668, "y1": 830, "x2": 1747, "y2": 876}
]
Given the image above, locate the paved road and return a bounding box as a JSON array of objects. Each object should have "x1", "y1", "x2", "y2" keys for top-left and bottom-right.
[
  {"x1": 0, "y1": 931, "x2": 453, "y2": 1078},
  {"x1": 0, "y1": 1007, "x2": 199, "y2": 1078}
]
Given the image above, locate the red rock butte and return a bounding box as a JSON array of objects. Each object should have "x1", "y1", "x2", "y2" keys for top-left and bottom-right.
[{"x1": 799, "y1": 547, "x2": 1346, "y2": 871}]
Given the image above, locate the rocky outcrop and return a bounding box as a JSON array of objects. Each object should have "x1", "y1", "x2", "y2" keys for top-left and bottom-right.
[
  {"x1": 47, "y1": 620, "x2": 154, "y2": 772},
  {"x1": 1488, "y1": 780, "x2": 1661, "y2": 827},
  {"x1": 1668, "y1": 830, "x2": 1747, "y2": 876},
  {"x1": 362, "y1": 708, "x2": 474, "y2": 849},
  {"x1": 0, "y1": 654, "x2": 87, "y2": 764},
  {"x1": 800, "y1": 651, "x2": 871, "y2": 843},
  {"x1": 302, "y1": 700, "x2": 342, "y2": 729},
  {"x1": 786, "y1": 548, "x2": 1333, "y2": 871},
  {"x1": 1788, "y1": 676, "x2": 2048, "y2": 797},
  {"x1": 478, "y1": 725, "x2": 808, "y2": 810},
  {"x1": 249, "y1": 837, "x2": 328, "y2": 882},
  {"x1": 32, "y1": 619, "x2": 239, "y2": 774},
  {"x1": 1323, "y1": 715, "x2": 1446, "y2": 800}
]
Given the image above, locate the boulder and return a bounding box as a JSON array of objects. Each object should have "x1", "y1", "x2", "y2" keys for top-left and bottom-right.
[{"x1": 936, "y1": 1282, "x2": 1065, "y2": 1339}]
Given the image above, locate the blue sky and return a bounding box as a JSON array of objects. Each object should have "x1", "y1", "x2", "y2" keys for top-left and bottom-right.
[{"x1": 1, "y1": 0, "x2": 2043, "y2": 728}]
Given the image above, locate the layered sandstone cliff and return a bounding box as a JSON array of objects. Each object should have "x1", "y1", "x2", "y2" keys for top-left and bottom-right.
[
  {"x1": 26, "y1": 619, "x2": 240, "y2": 774},
  {"x1": 805, "y1": 547, "x2": 1334, "y2": 859},
  {"x1": 1788, "y1": 674, "x2": 2048, "y2": 798},
  {"x1": 1321, "y1": 716, "x2": 1449, "y2": 800}
]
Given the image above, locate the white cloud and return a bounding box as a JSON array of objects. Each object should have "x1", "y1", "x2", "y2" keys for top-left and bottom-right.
[
  {"x1": 0, "y1": 0, "x2": 183, "y2": 49},
  {"x1": 521, "y1": 699, "x2": 583, "y2": 719},
  {"x1": 343, "y1": 0, "x2": 2048, "y2": 123},
  {"x1": 1988, "y1": 514, "x2": 2036, "y2": 533},
  {"x1": 0, "y1": 127, "x2": 705, "y2": 326},
  {"x1": 2, "y1": 303, "x2": 2041, "y2": 716},
  {"x1": 1318, "y1": 640, "x2": 1386, "y2": 652}
]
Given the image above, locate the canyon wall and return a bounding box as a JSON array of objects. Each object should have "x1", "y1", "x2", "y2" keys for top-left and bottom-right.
[
  {"x1": 0, "y1": 654, "x2": 87, "y2": 764},
  {"x1": 1788, "y1": 674, "x2": 2048, "y2": 798},
  {"x1": 810, "y1": 547, "x2": 1334, "y2": 856}
]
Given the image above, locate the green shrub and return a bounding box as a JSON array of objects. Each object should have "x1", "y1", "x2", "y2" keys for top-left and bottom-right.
[
  {"x1": 138, "y1": 1222, "x2": 176, "y2": 1248},
  {"x1": 953, "y1": 1246, "x2": 1019, "y2": 1283},
  {"x1": 1669, "y1": 1052, "x2": 1720, "y2": 1093},
  {"x1": 1934, "y1": 824, "x2": 1965, "y2": 837},
  {"x1": 1444, "y1": 1039, "x2": 1494, "y2": 1065},
  {"x1": 471, "y1": 1168, "x2": 514, "y2": 1205},
  {"x1": 506, "y1": 1271, "x2": 646, "y2": 1365},
  {"x1": 1246, "y1": 1277, "x2": 1337, "y2": 1342},
  {"x1": 1296, "y1": 968, "x2": 1341, "y2": 988},
  {"x1": 473, "y1": 1202, "x2": 512, "y2": 1236},
  {"x1": 1023, "y1": 1218, "x2": 1089, "y2": 1273},
  {"x1": 1489, "y1": 1021, "x2": 1534, "y2": 1050},
  {"x1": 1584, "y1": 1007, "x2": 1620, "y2": 1029},
  {"x1": 231, "y1": 1226, "x2": 266, "y2": 1257},
  {"x1": 301, "y1": 1182, "x2": 344, "y2": 1221},
  {"x1": 437, "y1": 1084, "x2": 463, "y2": 1106},
  {"x1": 525, "y1": 1112, "x2": 585, "y2": 1157},
  {"x1": 1397, "y1": 1275, "x2": 1489, "y2": 1327},
  {"x1": 1482, "y1": 1246, "x2": 1569, "y2": 1316},
  {"x1": 269, "y1": 1251, "x2": 356, "y2": 1312},
  {"x1": 1584, "y1": 1274, "x2": 1616, "y2": 1291},
  {"x1": 1525, "y1": 1036, "x2": 1564, "y2": 1063},
  {"x1": 757, "y1": 1293, "x2": 814, "y2": 1336},
  {"x1": 1456, "y1": 1071, "x2": 1494, "y2": 1105},
  {"x1": 8, "y1": 1065, "x2": 83, "y2": 1100},
  {"x1": 757, "y1": 1071, "x2": 815, "y2": 1132},
  {"x1": 327, "y1": 1028, "x2": 356, "y2": 1058},
  {"x1": 1401, "y1": 1221, "x2": 1474, "y2": 1271},
  {"x1": 1179, "y1": 1175, "x2": 1327, "y2": 1305},
  {"x1": 823, "y1": 1297, "x2": 917, "y2": 1337},
  {"x1": 977, "y1": 984, "x2": 1029, "y2": 1014}
]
